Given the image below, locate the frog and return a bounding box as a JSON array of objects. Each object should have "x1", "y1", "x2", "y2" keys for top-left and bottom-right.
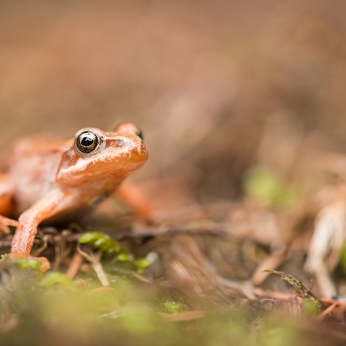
[{"x1": 0, "y1": 122, "x2": 148, "y2": 270}]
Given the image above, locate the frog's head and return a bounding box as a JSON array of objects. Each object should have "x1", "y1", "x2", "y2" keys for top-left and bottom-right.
[{"x1": 57, "y1": 123, "x2": 148, "y2": 189}]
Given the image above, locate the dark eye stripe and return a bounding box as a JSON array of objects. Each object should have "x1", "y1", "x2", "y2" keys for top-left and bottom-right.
[{"x1": 76, "y1": 131, "x2": 99, "y2": 154}]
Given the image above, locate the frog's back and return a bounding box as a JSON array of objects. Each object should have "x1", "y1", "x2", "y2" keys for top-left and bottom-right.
[{"x1": 7, "y1": 135, "x2": 72, "y2": 213}]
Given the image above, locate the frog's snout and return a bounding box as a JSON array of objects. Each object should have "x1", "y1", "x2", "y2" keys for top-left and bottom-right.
[
  {"x1": 113, "y1": 134, "x2": 148, "y2": 166},
  {"x1": 113, "y1": 122, "x2": 143, "y2": 141}
]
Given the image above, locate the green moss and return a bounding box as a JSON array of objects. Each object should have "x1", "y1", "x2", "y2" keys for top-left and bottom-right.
[
  {"x1": 14, "y1": 258, "x2": 44, "y2": 271},
  {"x1": 79, "y1": 232, "x2": 121, "y2": 254},
  {"x1": 163, "y1": 301, "x2": 187, "y2": 313},
  {"x1": 39, "y1": 272, "x2": 76, "y2": 290},
  {"x1": 244, "y1": 166, "x2": 300, "y2": 208}
]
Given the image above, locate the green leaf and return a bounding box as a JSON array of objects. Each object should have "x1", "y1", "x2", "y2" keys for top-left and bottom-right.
[
  {"x1": 14, "y1": 258, "x2": 44, "y2": 271},
  {"x1": 116, "y1": 252, "x2": 132, "y2": 262},
  {"x1": 40, "y1": 272, "x2": 76, "y2": 290},
  {"x1": 134, "y1": 259, "x2": 150, "y2": 273},
  {"x1": 78, "y1": 232, "x2": 99, "y2": 244},
  {"x1": 164, "y1": 301, "x2": 186, "y2": 313},
  {"x1": 79, "y1": 232, "x2": 121, "y2": 253}
]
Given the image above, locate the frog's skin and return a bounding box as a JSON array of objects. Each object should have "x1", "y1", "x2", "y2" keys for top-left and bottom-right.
[{"x1": 0, "y1": 122, "x2": 148, "y2": 269}]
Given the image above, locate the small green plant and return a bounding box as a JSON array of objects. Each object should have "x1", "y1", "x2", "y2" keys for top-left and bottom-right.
[
  {"x1": 244, "y1": 166, "x2": 300, "y2": 208},
  {"x1": 79, "y1": 232, "x2": 121, "y2": 254},
  {"x1": 40, "y1": 272, "x2": 76, "y2": 290},
  {"x1": 78, "y1": 231, "x2": 151, "y2": 283},
  {"x1": 164, "y1": 301, "x2": 187, "y2": 313},
  {"x1": 14, "y1": 258, "x2": 45, "y2": 271}
]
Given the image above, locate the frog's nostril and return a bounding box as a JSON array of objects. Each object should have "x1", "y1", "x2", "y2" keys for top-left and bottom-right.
[
  {"x1": 114, "y1": 122, "x2": 144, "y2": 140},
  {"x1": 114, "y1": 139, "x2": 126, "y2": 147},
  {"x1": 135, "y1": 128, "x2": 144, "y2": 140}
]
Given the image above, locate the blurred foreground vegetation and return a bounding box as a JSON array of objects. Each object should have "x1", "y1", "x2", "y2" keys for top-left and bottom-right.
[{"x1": 0, "y1": 261, "x2": 327, "y2": 346}]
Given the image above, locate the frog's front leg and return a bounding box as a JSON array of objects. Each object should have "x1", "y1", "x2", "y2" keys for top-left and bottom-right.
[
  {"x1": 10, "y1": 189, "x2": 72, "y2": 270},
  {"x1": 0, "y1": 174, "x2": 18, "y2": 234},
  {"x1": 0, "y1": 215, "x2": 20, "y2": 234}
]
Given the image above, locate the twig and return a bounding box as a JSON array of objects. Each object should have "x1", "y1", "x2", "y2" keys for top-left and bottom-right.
[
  {"x1": 252, "y1": 253, "x2": 285, "y2": 285},
  {"x1": 318, "y1": 302, "x2": 337, "y2": 321},
  {"x1": 66, "y1": 252, "x2": 83, "y2": 279},
  {"x1": 263, "y1": 269, "x2": 323, "y2": 312},
  {"x1": 158, "y1": 310, "x2": 205, "y2": 322},
  {"x1": 77, "y1": 244, "x2": 110, "y2": 286},
  {"x1": 31, "y1": 234, "x2": 53, "y2": 257},
  {"x1": 92, "y1": 252, "x2": 110, "y2": 287},
  {"x1": 110, "y1": 267, "x2": 154, "y2": 284}
]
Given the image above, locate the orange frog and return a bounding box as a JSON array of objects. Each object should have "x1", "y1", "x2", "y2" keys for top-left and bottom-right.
[{"x1": 0, "y1": 123, "x2": 148, "y2": 270}]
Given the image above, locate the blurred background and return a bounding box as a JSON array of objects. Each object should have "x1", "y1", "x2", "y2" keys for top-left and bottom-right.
[{"x1": 1, "y1": 0, "x2": 346, "y2": 211}]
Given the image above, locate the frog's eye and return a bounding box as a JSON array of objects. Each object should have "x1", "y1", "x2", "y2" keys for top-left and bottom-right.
[
  {"x1": 76, "y1": 131, "x2": 100, "y2": 154},
  {"x1": 136, "y1": 127, "x2": 144, "y2": 140}
]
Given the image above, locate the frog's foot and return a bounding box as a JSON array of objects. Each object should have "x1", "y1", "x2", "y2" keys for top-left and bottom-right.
[
  {"x1": 29, "y1": 256, "x2": 50, "y2": 271},
  {"x1": 0, "y1": 215, "x2": 20, "y2": 234},
  {"x1": 10, "y1": 253, "x2": 50, "y2": 272}
]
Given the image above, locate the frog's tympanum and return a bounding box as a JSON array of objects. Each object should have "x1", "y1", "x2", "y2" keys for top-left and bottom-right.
[{"x1": 0, "y1": 123, "x2": 148, "y2": 269}]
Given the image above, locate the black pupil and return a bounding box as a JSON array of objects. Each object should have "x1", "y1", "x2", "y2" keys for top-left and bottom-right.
[
  {"x1": 76, "y1": 131, "x2": 99, "y2": 154},
  {"x1": 81, "y1": 136, "x2": 94, "y2": 147}
]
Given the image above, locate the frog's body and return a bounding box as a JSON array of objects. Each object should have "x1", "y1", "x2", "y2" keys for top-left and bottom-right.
[{"x1": 0, "y1": 123, "x2": 148, "y2": 269}]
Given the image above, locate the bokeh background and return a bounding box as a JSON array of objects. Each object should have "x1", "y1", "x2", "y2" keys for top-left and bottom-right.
[
  {"x1": 2, "y1": 3, "x2": 346, "y2": 343},
  {"x1": 1, "y1": 0, "x2": 346, "y2": 211}
]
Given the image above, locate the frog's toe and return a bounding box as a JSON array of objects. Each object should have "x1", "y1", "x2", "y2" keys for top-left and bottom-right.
[
  {"x1": 0, "y1": 215, "x2": 20, "y2": 229},
  {"x1": 10, "y1": 253, "x2": 51, "y2": 272},
  {"x1": 0, "y1": 224, "x2": 10, "y2": 234},
  {"x1": 29, "y1": 256, "x2": 50, "y2": 271}
]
